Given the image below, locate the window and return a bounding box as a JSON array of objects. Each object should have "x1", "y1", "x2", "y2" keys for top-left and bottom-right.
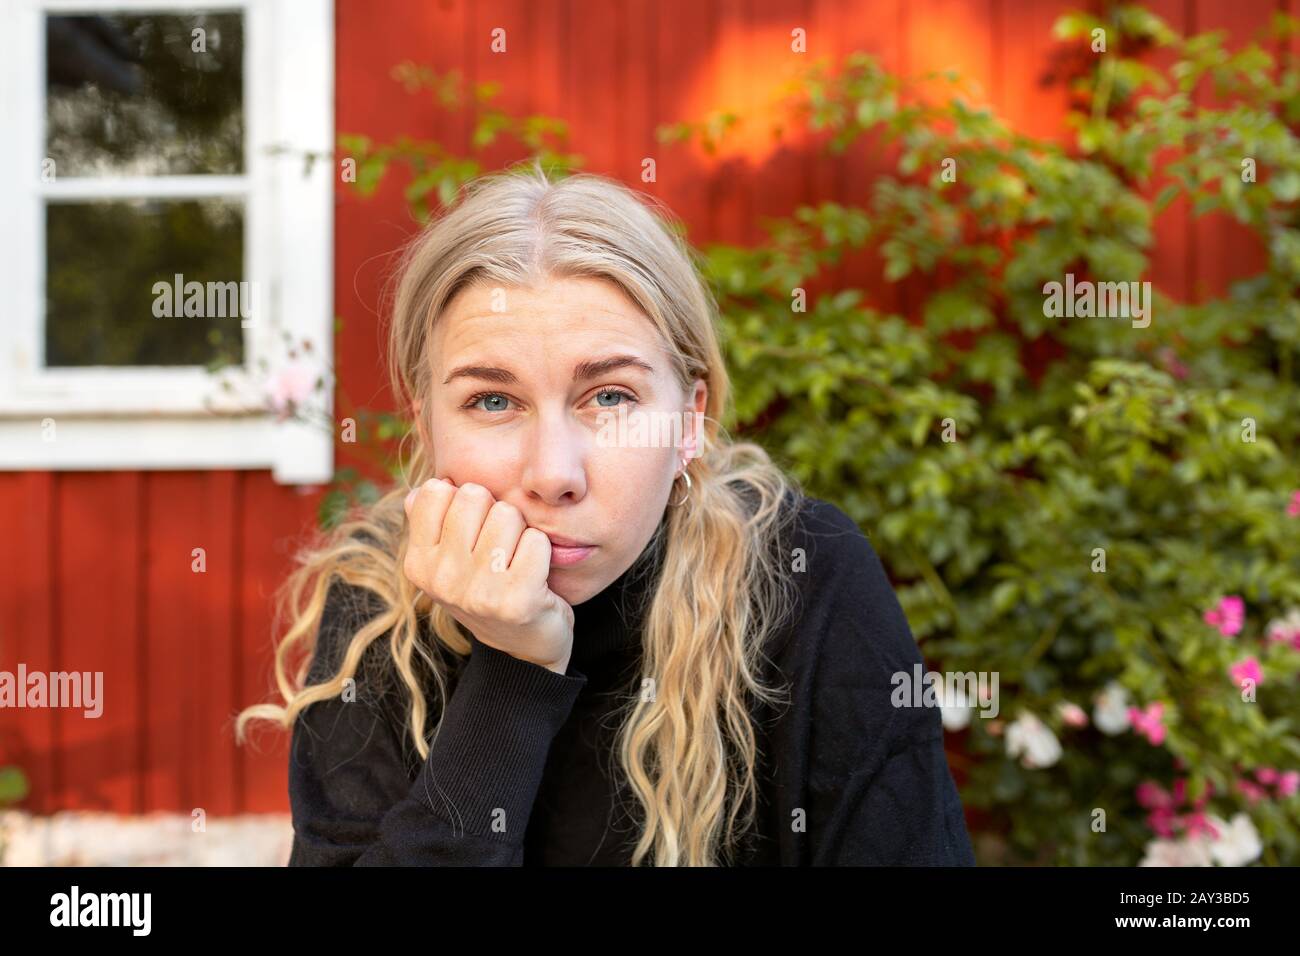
[{"x1": 0, "y1": 0, "x2": 334, "y2": 484}]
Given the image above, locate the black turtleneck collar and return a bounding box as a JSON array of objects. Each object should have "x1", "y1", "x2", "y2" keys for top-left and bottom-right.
[{"x1": 567, "y1": 515, "x2": 666, "y2": 679}]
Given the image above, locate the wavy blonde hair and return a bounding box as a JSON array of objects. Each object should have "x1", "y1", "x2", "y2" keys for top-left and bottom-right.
[{"x1": 237, "y1": 158, "x2": 803, "y2": 865}]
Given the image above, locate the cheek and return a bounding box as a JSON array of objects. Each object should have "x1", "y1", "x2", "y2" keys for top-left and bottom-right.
[
  {"x1": 590, "y1": 442, "x2": 677, "y2": 509},
  {"x1": 429, "y1": 425, "x2": 523, "y2": 489}
]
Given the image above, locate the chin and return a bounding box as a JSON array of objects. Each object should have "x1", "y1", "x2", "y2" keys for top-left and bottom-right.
[{"x1": 547, "y1": 570, "x2": 601, "y2": 606}]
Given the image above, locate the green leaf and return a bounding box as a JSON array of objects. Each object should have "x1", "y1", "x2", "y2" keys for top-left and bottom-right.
[{"x1": 0, "y1": 767, "x2": 29, "y2": 804}]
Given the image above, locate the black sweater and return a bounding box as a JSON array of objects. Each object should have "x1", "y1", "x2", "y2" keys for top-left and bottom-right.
[{"x1": 286, "y1": 492, "x2": 977, "y2": 866}]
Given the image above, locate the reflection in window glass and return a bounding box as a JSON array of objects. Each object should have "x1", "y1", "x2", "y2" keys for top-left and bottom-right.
[
  {"x1": 46, "y1": 199, "x2": 246, "y2": 367},
  {"x1": 46, "y1": 13, "x2": 244, "y2": 176}
]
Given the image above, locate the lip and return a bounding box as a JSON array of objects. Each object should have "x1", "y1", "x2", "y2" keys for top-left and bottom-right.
[
  {"x1": 543, "y1": 533, "x2": 594, "y2": 548},
  {"x1": 540, "y1": 533, "x2": 596, "y2": 567},
  {"x1": 548, "y1": 544, "x2": 595, "y2": 567}
]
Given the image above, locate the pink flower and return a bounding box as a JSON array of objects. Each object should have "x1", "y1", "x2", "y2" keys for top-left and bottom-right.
[
  {"x1": 1278, "y1": 771, "x2": 1300, "y2": 797},
  {"x1": 267, "y1": 363, "x2": 318, "y2": 420},
  {"x1": 1229, "y1": 656, "x2": 1263, "y2": 690},
  {"x1": 1181, "y1": 811, "x2": 1219, "y2": 840},
  {"x1": 1136, "y1": 781, "x2": 1173, "y2": 809},
  {"x1": 1147, "y1": 806, "x2": 1177, "y2": 838},
  {"x1": 1139, "y1": 777, "x2": 1221, "y2": 838},
  {"x1": 1256, "y1": 767, "x2": 1278, "y2": 785},
  {"x1": 1287, "y1": 490, "x2": 1300, "y2": 517},
  {"x1": 1057, "y1": 701, "x2": 1088, "y2": 727},
  {"x1": 1204, "y1": 596, "x2": 1245, "y2": 637},
  {"x1": 1235, "y1": 778, "x2": 1268, "y2": 805},
  {"x1": 1129, "y1": 702, "x2": 1167, "y2": 746}
]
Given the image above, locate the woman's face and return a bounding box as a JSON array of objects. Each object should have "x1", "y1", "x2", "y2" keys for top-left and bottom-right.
[{"x1": 419, "y1": 275, "x2": 706, "y2": 606}]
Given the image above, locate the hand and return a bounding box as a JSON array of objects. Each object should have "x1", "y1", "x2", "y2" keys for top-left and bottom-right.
[{"x1": 402, "y1": 478, "x2": 576, "y2": 675}]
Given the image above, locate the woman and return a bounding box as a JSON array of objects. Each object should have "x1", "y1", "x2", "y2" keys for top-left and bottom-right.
[{"x1": 236, "y1": 159, "x2": 976, "y2": 866}]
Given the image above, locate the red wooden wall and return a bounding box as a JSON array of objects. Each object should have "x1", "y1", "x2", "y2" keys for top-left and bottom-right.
[{"x1": 0, "y1": 0, "x2": 1282, "y2": 816}]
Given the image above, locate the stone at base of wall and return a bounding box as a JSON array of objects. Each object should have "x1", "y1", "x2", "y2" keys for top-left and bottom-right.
[{"x1": 0, "y1": 810, "x2": 294, "y2": 866}]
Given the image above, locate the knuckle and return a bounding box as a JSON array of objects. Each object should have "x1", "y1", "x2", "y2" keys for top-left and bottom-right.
[
  {"x1": 488, "y1": 499, "x2": 521, "y2": 523},
  {"x1": 420, "y1": 478, "x2": 452, "y2": 501},
  {"x1": 402, "y1": 551, "x2": 424, "y2": 585},
  {"x1": 458, "y1": 482, "x2": 491, "y2": 501}
]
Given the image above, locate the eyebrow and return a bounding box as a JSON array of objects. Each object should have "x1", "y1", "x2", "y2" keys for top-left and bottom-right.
[{"x1": 442, "y1": 354, "x2": 656, "y2": 386}]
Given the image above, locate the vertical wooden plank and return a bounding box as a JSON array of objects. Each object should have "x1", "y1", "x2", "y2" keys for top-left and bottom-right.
[
  {"x1": 710, "y1": 0, "x2": 756, "y2": 245},
  {"x1": 141, "y1": 471, "x2": 239, "y2": 816},
  {"x1": 473, "y1": 0, "x2": 540, "y2": 175},
  {"x1": 906, "y1": 0, "x2": 998, "y2": 108},
  {"x1": 531, "y1": 0, "x2": 569, "y2": 144},
  {"x1": 807, "y1": 0, "x2": 854, "y2": 300},
  {"x1": 141, "y1": 471, "x2": 194, "y2": 812},
  {"x1": 826, "y1": 0, "x2": 909, "y2": 317},
  {"x1": 564, "y1": 0, "x2": 625, "y2": 177},
  {"x1": 656, "y1": 0, "x2": 719, "y2": 242},
  {"x1": 996, "y1": 0, "x2": 1077, "y2": 142},
  {"x1": 749, "y1": 0, "x2": 813, "y2": 229},
  {"x1": 0, "y1": 472, "x2": 56, "y2": 812},
  {"x1": 204, "y1": 470, "x2": 240, "y2": 817},
  {"x1": 621, "y1": 0, "x2": 660, "y2": 197},
  {"x1": 52, "y1": 472, "x2": 143, "y2": 812}
]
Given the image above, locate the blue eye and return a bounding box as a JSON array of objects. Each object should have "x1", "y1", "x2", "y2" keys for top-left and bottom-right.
[
  {"x1": 464, "y1": 392, "x2": 512, "y2": 412},
  {"x1": 594, "y1": 388, "x2": 635, "y2": 407},
  {"x1": 460, "y1": 388, "x2": 637, "y2": 414}
]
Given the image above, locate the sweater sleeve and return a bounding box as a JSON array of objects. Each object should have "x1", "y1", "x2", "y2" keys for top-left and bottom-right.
[
  {"x1": 794, "y1": 499, "x2": 977, "y2": 866},
  {"x1": 286, "y1": 579, "x2": 587, "y2": 866}
]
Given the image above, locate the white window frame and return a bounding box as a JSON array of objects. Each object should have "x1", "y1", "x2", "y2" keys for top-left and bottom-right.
[{"x1": 0, "y1": 0, "x2": 334, "y2": 484}]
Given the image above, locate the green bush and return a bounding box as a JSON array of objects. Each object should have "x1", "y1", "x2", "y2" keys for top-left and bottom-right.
[
  {"x1": 699, "y1": 6, "x2": 1300, "y2": 865},
  {"x1": 329, "y1": 4, "x2": 1300, "y2": 865}
]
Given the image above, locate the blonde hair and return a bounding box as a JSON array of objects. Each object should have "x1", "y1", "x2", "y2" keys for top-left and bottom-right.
[{"x1": 237, "y1": 159, "x2": 803, "y2": 865}]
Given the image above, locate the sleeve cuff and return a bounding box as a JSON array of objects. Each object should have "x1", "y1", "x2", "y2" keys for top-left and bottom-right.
[{"x1": 414, "y1": 635, "x2": 587, "y2": 841}]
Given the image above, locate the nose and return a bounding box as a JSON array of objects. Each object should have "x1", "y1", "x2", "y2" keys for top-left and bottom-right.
[{"x1": 520, "y1": 406, "x2": 588, "y2": 506}]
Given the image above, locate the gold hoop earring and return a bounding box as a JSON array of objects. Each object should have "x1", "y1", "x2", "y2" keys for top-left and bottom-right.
[{"x1": 669, "y1": 464, "x2": 692, "y2": 506}]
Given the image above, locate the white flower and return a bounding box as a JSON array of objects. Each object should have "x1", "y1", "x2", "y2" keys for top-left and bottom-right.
[
  {"x1": 1005, "y1": 711, "x2": 1062, "y2": 769},
  {"x1": 935, "y1": 682, "x2": 974, "y2": 731},
  {"x1": 1140, "y1": 835, "x2": 1214, "y2": 867},
  {"x1": 1093, "y1": 681, "x2": 1131, "y2": 736},
  {"x1": 1265, "y1": 608, "x2": 1300, "y2": 646},
  {"x1": 1206, "y1": 813, "x2": 1262, "y2": 867}
]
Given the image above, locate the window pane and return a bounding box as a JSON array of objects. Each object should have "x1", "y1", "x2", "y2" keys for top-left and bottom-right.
[
  {"x1": 46, "y1": 13, "x2": 244, "y2": 176},
  {"x1": 45, "y1": 199, "x2": 247, "y2": 367}
]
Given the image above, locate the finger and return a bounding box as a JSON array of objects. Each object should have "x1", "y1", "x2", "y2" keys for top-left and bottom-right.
[
  {"x1": 406, "y1": 478, "x2": 456, "y2": 547},
  {"x1": 473, "y1": 500, "x2": 528, "y2": 573},
  {"x1": 508, "y1": 527, "x2": 553, "y2": 587},
  {"x1": 440, "y1": 482, "x2": 496, "y2": 556}
]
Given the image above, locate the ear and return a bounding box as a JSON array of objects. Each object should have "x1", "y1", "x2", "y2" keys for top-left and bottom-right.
[{"x1": 683, "y1": 378, "x2": 707, "y2": 461}]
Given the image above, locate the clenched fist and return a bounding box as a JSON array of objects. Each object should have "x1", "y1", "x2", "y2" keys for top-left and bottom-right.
[{"x1": 403, "y1": 478, "x2": 576, "y2": 675}]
